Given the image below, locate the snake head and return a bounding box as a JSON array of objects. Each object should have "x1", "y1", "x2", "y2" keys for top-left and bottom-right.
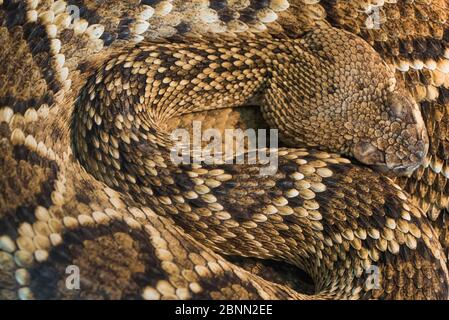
[
  {"x1": 352, "y1": 88, "x2": 429, "y2": 177},
  {"x1": 254, "y1": 26, "x2": 429, "y2": 177}
]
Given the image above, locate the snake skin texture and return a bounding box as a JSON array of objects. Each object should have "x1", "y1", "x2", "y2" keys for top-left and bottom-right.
[
  {"x1": 1, "y1": 0, "x2": 449, "y2": 300},
  {"x1": 318, "y1": 0, "x2": 449, "y2": 244}
]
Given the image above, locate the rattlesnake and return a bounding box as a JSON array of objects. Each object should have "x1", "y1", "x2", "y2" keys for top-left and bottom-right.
[{"x1": 1, "y1": 0, "x2": 449, "y2": 299}]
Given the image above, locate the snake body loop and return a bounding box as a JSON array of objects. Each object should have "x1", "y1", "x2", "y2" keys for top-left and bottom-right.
[
  {"x1": 2, "y1": 0, "x2": 449, "y2": 300},
  {"x1": 70, "y1": 26, "x2": 448, "y2": 299}
]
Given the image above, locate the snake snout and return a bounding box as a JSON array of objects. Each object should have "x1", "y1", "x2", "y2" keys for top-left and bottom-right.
[
  {"x1": 372, "y1": 89, "x2": 430, "y2": 176},
  {"x1": 389, "y1": 135, "x2": 428, "y2": 177},
  {"x1": 352, "y1": 133, "x2": 428, "y2": 177}
]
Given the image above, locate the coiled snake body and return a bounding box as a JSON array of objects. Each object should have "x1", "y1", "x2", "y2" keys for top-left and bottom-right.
[{"x1": 1, "y1": 0, "x2": 449, "y2": 300}]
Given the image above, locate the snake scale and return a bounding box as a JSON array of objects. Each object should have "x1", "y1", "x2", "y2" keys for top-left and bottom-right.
[{"x1": 1, "y1": 0, "x2": 449, "y2": 300}]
